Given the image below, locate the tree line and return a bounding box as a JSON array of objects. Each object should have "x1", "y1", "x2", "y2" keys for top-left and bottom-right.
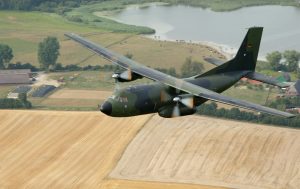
[
  {"x1": 266, "y1": 50, "x2": 300, "y2": 77},
  {"x1": 197, "y1": 102, "x2": 300, "y2": 128},
  {"x1": 0, "y1": 0, "x2": 91, "y2": 11},
  {"x1": 1, "y1": 36, "x2": 205, "y2": 78},
  {"x1": 0, "y1": 93, "x2": 32, "y2": 109}
]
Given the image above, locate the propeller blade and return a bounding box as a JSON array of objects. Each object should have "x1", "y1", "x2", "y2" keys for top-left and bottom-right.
[
  {"x1": 172, "y1": 103, "x2": 180, "y2": 117},
  {"x1": 119, "y1": 69, "x2": 132, "y2": 80},
  {"x1": 114, "y1": 82, "x2": 120, "y2": 92},
  {"x1": 160, "y1": 90, "x2": 172, "y2": 102},
  {"x1": 113, "y1": 75, "x2": 120, "y2": 92},
  {"x1": 180, "y1": 97, "x2": 194, "y2": 109}
]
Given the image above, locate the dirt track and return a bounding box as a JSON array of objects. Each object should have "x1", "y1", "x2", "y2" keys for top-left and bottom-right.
[{"x1": 0, "y1": 110, "x2": 299, "y2": 189}]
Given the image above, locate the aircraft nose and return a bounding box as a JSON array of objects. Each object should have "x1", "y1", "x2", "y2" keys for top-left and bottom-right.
[{"x1": 100, "y1": 101, "x2": 112, "y2": 115}]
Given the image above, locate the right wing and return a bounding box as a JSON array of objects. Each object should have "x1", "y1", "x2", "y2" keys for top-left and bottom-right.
[
  {"x1": 246, "y1": 72, "x2": 290, "y2": 88},
  {"x1": 65, "y1": 33, "x2": 295, "y2": 118}
]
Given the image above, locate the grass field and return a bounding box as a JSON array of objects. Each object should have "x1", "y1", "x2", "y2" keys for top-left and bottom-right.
[
  {"x1": 0, "y1": 11, "x2": 219, "y2": 71},
  {"x1": 0, "y1": 110, "x2": 299, "y2": 188},
  {"x1": 0, "y1": 85, "x2": 15, "y2": 98},
  {"x1": 223, "y1": 86, "x2": 278, "y2": 105}
]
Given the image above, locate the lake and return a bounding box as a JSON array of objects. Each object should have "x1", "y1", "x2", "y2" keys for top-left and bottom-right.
[{"x1": 108, "y1": 4, "x2": 300, "y2": 57}]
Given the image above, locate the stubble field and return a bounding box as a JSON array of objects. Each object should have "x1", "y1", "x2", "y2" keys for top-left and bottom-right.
[{"x1": 0, "y1": 110, "x2": 299, "y2": 189}]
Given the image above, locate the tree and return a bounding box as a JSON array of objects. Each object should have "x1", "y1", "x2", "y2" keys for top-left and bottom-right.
[
  {"x1": 38, "y1": 36, "x2": 60, "y2": 70},
  {"x1": 181, "y1": 57, "x2": 204, "y2": 77},
  {"x1": 0, "y1": 44, "x2": 13, "y2": 69},
  {"x1": 266, "y1": 51, "x2": 282, "y2": 71},
  {"x1": 283, "y1": 50, "x2": 300, "y2": 72}
]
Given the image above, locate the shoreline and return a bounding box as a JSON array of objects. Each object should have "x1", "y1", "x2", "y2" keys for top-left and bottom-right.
[
  {"x1": 145, "y1": 35, "x2": 267, "y2": 61},
  {"x1": 94, "y1": 7, "x2": 268, "y2": 61},
  {"x1": 146, "y1": 34, "x2": 236, "y2": 60}
]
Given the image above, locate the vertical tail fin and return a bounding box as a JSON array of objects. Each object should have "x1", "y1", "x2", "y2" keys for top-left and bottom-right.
[
  {"x1": 200, "y1": 27, "x2": 263, "y2": 77},
  {"x1": 233, "y1": 26, "x2": 263, "y2": 71}
]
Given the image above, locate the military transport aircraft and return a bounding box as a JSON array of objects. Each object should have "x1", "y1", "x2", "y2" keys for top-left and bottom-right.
[{"x1": 65, "y1": 27, "x2": 295, "y2": 118}]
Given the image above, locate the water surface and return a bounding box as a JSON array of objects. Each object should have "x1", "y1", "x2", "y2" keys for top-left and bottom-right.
[{"x1": 109, "y1": 5, "x2": 300, "y2": 57}]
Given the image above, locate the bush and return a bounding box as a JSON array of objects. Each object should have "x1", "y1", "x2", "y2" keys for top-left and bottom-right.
[
  {"x1": 0, "y1": 98, "x2": 31, "y2": 109},
  {"x1": 7, "y1": 62, "x2": 39, "y2": 71},
  {"x1": 67, "y1": 15, "x2": 83, "y2": 23}
]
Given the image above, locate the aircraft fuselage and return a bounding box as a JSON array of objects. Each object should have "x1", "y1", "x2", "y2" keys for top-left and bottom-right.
[{"x1": 100, "y1": 71, "x2": 248, "y2": 117}]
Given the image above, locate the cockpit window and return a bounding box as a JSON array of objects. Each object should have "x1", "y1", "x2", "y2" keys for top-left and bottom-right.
[
  {"x1": 110, "y1": 95, "x2": 128, "y2": 103},
  {"x1": 117, "y1": 96, "x2": 128, "y2": 103}
]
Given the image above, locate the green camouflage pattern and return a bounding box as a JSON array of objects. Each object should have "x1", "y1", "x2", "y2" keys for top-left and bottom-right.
[{"x1": 66, "y1": 27, "x2": 295, "y2": 118}]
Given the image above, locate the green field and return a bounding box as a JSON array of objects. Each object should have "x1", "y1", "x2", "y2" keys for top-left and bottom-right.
[
  {"x1": 0, "y1": 85, "x2": 15, "y2": 98},
  {"x1": 0, "y1": 6, "x2": 288, "y2": 111},
  {"x1": 0, "y1": 11, "x2": 219, "y2": 70}
]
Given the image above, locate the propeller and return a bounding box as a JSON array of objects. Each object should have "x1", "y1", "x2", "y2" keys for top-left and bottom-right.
[
  {"x1": 112, "y1": 69, "x2": 132, "y2": 81},
  {"x1": 110, "y1": 69, "x2": 132, "y2": 91},
  {"x1": 112, "y1": 73, "x2": 121, "y2": 92},
  {"x1": 171, "y1": 95, "x2": 194, "y2": 117},
  {"x1": 172, "y1": 97, "x2": 181, "y2": 117}
]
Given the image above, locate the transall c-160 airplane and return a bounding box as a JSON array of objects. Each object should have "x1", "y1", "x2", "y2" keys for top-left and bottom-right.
[{"x1": 65, "y1": 27, "x2": 295, "y2": 118}]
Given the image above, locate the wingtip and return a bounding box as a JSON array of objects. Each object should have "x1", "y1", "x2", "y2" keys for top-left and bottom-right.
[{"x1": 287, "y1": 114, "x2": 297, "y2": 118}]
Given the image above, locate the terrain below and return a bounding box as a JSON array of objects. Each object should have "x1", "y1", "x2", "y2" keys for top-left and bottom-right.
[{"x1": 0, "y1": 110, "x2": 299, "y2": 189}]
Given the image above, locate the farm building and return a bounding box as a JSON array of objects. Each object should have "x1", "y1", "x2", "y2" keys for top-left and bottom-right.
[
  {"x1": 285, "y1": 80, "x2": 300, "y2": 96},
  {"x1": 0, "y1": 69, "x2": 32, "y2": 84}
]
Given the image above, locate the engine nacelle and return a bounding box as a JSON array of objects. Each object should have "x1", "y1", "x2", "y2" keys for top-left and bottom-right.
[
  {"x1": 112, "y1": 70, "x2": 143, "y2": 82},
  {"x1": 158, "y1": 105, "x2": 196, "y2": 118}
]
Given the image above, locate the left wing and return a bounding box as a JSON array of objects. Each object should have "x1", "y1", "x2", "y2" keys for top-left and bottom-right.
[
  {"x1": 204, "y1": 57, "x2": 225, "y2": 66},
  {"x1": 65, "y1": 33, "x2": 295, "y2": 118}
]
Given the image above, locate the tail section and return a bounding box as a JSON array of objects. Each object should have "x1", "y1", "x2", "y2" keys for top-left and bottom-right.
[
  {"x1": 234, "y1": 26, "x2": 263, "y2": 71},
  {"x1": 199, "y1": 27, "x2": 263, "y2": 77}
]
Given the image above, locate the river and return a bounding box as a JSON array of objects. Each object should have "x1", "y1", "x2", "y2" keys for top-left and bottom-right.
[{"x1": 106, "y1": 4, "x2": 300, "y2": 58}]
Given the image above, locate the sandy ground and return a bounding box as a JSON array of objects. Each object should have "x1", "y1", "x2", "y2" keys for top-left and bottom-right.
[
  {"x1": 111, "y1": 115, "x2": 300, "y2": 189},
  {"x1": 49, "y1": 89, "x2": 112, "y2": 100}
]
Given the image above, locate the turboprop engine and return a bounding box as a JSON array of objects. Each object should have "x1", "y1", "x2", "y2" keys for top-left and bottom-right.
[
  {"x1": 158, "y1": 94, "x2": 196, "y2": 118},
  {"x1": 112, "y1": 70, "x2": 142, "y2": 82}
]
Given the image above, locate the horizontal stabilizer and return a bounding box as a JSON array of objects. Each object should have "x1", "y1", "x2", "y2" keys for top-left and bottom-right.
[
  {"x1": 246, "y1": 72, "x2": 290, "y2": 88},
  {"x1": 204, "y1": 57, "x2": 225, "y2": 66}
]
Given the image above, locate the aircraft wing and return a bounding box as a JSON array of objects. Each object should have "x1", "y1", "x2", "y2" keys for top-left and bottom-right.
[
  {"x1": 65, "y1": 33, "x2": 295, "y2": 118},
  {"x1": 204, "y1": 57, "x2": 225, "y2": 66},
  {"x1": 246, "y1": 72, "x2": 290, "y2": 88}
]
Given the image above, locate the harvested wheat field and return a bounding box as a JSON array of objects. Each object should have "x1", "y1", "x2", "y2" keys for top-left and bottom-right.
[
  {"x1": 111, "y1": 115, "x2": 300, "y2": 189},
  {"x1": 0, "y1": 110, "x2": 299, "y2": 189},
  {"x1": 0, "y1": 110, "x2": 150, "y2": 188}
]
